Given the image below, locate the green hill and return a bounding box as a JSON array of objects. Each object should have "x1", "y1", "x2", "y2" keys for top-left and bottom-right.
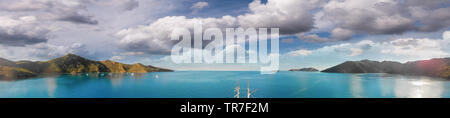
[
  {"x1": 100, "y1": 60, "x2": 173, "y2": 73},
  {"x1": 0, "y1": 57, "x2": 16, "y2": 67},
  {"x1": 0, "y1": 66, "x2": 37, "y2": 80},
  {"x1": 100, "y1": 60, "x2": 129, "y2": 73},
  {"x1": 48, "y1": 54, "x2": 110, "y2": 74},
  {"x1": 0, "y1": 54, "x2": 173, "y2": 79},
  {"x1": 322, "y1": 58, "x2": 450, "y2": 79}
]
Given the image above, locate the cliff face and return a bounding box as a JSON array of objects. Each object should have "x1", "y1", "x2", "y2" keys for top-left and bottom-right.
[
  {"x1": 0, "y1": 54, "x2": 173, "y2": 79},
  {"x1": 322, "y1": 58, "x2": 450, "y2": 79}
]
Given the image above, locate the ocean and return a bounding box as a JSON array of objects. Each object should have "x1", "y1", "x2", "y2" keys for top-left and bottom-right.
[{"x1": 1, "y1": 71, "x2": 449, "y2": 98}]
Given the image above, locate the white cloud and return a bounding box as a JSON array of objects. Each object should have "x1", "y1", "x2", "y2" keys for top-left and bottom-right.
[
  {"x1": 110, "y1": 56, "x2": 125, "y2": 61},
  {"x1": 115, "y1": 0, "x2": 450, "y2": 55},
  {"x1": 0, "y1": 0, "x2": 190, "y2": 62},
  {"x1": 191, "y1": 2, "x2": 209, "y2": 10},
  {"x1": 0, "y1": 15, "x2": 56, "y2": 46},
  {"x1": 296, "y1": 33, "x2": 331, "y2": 42},
  {"x1": 116, "y1": 15, "x2": 237, "y2": 55},
  {"x1": 381, "y1": 38, "x2": 448, "y2": 57},
  {"x1": 300, "y1": 31, "x2": 450, "y2": 61},
  {"x1": 316, "y1": 0, "x2": 450, "y2": 41},
  {"x1": 237, "y1": 0, "x2": 321, "y2": 34},
  {"x1": 1, "y1": 0, "x2": 449, "y2": 69},
  {"x1": 0, "y1": 43, "x2": 92, "y2": 61},
  {"x1": 279, "y1": 31, "x2": 450, "y2": 70},
  {"x1": 331, "y1": 28, "x2": 353, "y2": 41},
  {"x1": 444, "y1": 31, "x2": 450, "y2": 40},
  {"x1": 349, "y1": 48, "x2": 363, "y2": 56},
  {"x1": 117, "y1": 0, "x2": 321, "y2": 55},
  {"x1": 289, "y1": 49, "x2": 313, "y2": 56},
  {"x1": 0, "y1": 0, "x2": 99, "y2": 25}
]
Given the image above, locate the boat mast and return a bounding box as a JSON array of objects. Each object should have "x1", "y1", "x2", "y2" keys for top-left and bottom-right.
[
  {"x1": 247, "y1": 80, "x2": 257, "y2": 98},
  {"x1": 247, "y1": 80, "x2": 250, "y2": 98},
  {"x1": 234, "y1": 80, "x2": 240, "y2": 98}
]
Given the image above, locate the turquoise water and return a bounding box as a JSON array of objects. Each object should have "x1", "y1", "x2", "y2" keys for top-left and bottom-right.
[{"x1": 1, "y1": 71, "x2": 450, "y2": 98}]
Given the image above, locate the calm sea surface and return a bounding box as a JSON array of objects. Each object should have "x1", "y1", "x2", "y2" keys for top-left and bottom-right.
[{"x1": 1, "y1": 71, "x2": 449, "y2": 98}]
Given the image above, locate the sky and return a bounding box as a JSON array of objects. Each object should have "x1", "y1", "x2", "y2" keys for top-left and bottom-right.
[{"x1": 0, "y1": 0, "x2": 450, "y2": 71}]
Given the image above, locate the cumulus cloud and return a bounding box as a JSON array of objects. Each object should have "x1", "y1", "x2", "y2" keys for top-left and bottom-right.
[
  {"x1": 381, "y1": 38, "x2": 448, "y2": 57},
  {"x1": 0, "y1": 0, "x2": 99, "y2": 25},
  {"x1": 0, "y1": 16, "x2": 55, "y2": 46},
  {"x1": 116, "y1": 15, "x2": 237, "y2": 55},
  {"x1": 318, "y1": 0, "x2": 450, "y2": 41},
  {"x1": 117, "y1": 0, "x2": 322, "y2": 55},
  {"x1": 117, "y1": 0, "x2": 450, "y2": 56},
  {"x1": 331, "y1": 28, "x2": 353, "y2": 41},
  {"x1": 237, "y1": 0, "x2": 322, "y2": 34},
  {"x1": 293, "y1": 31, "x2": 450, "y2": 61},
  {"x1": 0, "y1": 0, "x2": 147, "y2": 47}
]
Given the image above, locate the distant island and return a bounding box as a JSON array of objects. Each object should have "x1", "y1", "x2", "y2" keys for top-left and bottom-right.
[
  {"x1": 322, "y1": 58, "x2": 450, "y2": 79},
  {"x1": 289, "y1": 67, "x2": 319, "y2": 72},
  {"x1": 0, "y1": 54, "x2": 173, "y2": 79}
]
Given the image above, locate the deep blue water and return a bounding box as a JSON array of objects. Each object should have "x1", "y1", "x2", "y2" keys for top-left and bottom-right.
[{"x1": 1, "y1": 71, "x2": 450, "y2": 98}]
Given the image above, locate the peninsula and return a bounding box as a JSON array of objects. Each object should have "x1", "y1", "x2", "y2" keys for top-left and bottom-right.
[
  {"x1": 0, "y1": 54, "x2": 173, "y2": 79},
  {"x1": 289, "y1": 67, "x2": 319, "y2": 72},
  {"x1": 322, "y1": 58, "x2": 450, "y2": 79}
]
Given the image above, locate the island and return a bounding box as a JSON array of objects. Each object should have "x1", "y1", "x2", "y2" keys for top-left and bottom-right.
[
  {"x1": 289, "y1": 67, "x2": 319, "y2": 72},
  {"x1": 322, "y1": 58, "x2": 450, "y2": 79},
  {"x1": 0, "y1": 53, "x2": 173, "y2": 79}
]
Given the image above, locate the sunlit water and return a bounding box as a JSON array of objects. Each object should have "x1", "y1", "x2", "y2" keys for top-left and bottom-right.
[{"x1": 1, "y1": 71, "x2": 450, "y2": 98}]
